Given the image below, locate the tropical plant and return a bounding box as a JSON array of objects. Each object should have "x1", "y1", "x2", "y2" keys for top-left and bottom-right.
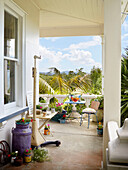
[
  {"x1": 89, "y1": 66, "x2": 102, "y2": 94},
  {"x1": 121, "y1": 48, "x2": 128, "y2": 125},
  {"x1": 39, "y1": 77, "x2": 54, "y2": 94},
  {"x1": 49, "y1": 67, "x2": 69, "y2": 94},
  {"x1": 67, "y1": 69, "x2": 91, "y2": 93},
  {"x1": 39, "y1": 67, "x2": 91, "y2": 94},
  {"x1": 39, "y1": 97, "x2": 46, "y2": 103}
]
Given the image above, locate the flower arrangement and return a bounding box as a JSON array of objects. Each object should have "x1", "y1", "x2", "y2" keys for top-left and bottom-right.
[
  {"x1": 44, "y1": 124, "x2": 50, "y2": 135},
  {"x1": 24, "y1": 148, "x2": 32, "y2": 163},
  {"x1": 24, "y1": 148, "x2": 32, "y2": 154},
  {"x1": 55, "y1": 102, "x2": 63, "y2": 112},
  {"x1": 16, "y1": 118, "x2": 33, "y2": 124},
  {"x1": 36, "y1": 105, "x2": 43, "y2": 110},
  {"x1": 62, "y1": 114, "x2": 66, "y2": 119},
  {"x1": 44, "y1": 124, "x2": 50, "y2": 130},
  {"x1": 44, "y1": 124, "x2": 48, "y2": 130}
]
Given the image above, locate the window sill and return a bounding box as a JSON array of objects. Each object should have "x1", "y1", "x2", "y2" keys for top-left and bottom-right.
[{"x1": 0, "y1": 106, "x2": 29, "y2": 123}]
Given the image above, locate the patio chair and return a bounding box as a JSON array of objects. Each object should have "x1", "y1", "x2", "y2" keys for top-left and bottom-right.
[{"x1": 82, "y1": 101, "x2": 100, "y2": 128}]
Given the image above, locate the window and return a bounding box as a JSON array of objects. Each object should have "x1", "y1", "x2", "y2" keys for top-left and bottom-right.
[{"x1": 4, "y1": 11, "x2": 18, "y2": 105}]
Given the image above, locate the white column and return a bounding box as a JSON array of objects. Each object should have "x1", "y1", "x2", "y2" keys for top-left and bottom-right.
[
  {"x1": 103, "y1": 0, "x2": 121, "y2": 168},
  {"x1": 101, "y1": 35, "x2": 104, "y2": 95}
]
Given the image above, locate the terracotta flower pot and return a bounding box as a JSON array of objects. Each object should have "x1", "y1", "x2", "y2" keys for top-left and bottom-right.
[
  {"x1": 14, "y1": 156, "x2": 23, "y2": 166},
  {"x1": 44, "y1": 129, "x2": 50, "y2": 135}
]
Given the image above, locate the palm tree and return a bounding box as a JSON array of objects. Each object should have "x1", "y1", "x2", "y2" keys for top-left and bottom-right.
[
  {"x1": 39, "y1": 77, "x2": 54, "y2": 94},
  {"x1": 68, "y1": 74, "x2": 91, "y2": 93},
  {"x1": 49, "y1": 67, "x2": 69, "y2": 94}
]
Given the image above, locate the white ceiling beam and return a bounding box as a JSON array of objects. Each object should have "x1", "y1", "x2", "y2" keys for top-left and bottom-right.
[{"x1": 40, "y1": 25, "x2": 104, "y2": 37}]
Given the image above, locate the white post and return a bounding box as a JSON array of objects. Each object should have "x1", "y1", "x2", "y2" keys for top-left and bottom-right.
[
  {"x1": 101, "y1": 35, "x2": 104, "y2": 95},
  {"x1": 103, "y1": 0, "x2": 121, "y2": 168}
]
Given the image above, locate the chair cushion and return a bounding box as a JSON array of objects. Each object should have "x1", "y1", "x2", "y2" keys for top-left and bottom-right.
[{"x1": 82, "y1": 108, "x2": 96, "y2": 113}]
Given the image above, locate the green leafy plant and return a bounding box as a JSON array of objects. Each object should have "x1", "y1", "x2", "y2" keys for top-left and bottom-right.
[
  {"x1": 49, "y1": 102, "x2": 56, "y2": 108},
  {"x1": 33, "y1": 148, "x2": 50, "y2": 162},
  {"x1": 75, "y1": 103, "x2": 86, "y2": 115},
  {"x1": 44, "y1": 124, "x2": 48, "y2": 130},
  {"x1": 42, "y1": 107, "x2": 48, "y2": 111},
  {"x1": 36, "y1": 105, "x2": 43, "y2": 110},
  {"x1": 55, "y1": 103, "x2": 63, "y2": 112},
  {"x1": 64, "y1": 104, "x2": 73, "y2": 114},
  {"x1": 39, "y1": 97, "x2": 46, "y2": 103},
  {"x1": 40, "y1": 99, "x2": 46, "y2": 103},
  {"x1": 121, "y1": 48, "x2": 128, "y2": 125}
]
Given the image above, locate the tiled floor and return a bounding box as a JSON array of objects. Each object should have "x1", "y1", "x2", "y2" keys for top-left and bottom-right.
[{"x1": 3, "y1": 119, "x2": 103, "y2": 170}]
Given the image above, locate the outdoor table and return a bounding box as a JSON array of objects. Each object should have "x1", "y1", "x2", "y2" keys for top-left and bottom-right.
[{"x1": 64, "y1": 100, "x2": 86, "y2": 126}]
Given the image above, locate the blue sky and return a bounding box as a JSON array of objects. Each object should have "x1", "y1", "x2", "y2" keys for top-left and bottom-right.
[{"x1": 39, "y1": 16, "x2": 128, "y2": 74}]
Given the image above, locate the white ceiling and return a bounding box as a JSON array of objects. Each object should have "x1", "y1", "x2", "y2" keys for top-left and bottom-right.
[
  {"x1": 13, "y1": 0, "x2": 128, "y2": 37},
  {"x1": 32, "y1": 0, "x2": 104, "y2": 37}
]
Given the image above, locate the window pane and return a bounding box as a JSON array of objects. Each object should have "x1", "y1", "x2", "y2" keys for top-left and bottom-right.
[
  {"x1": 4, "y1": 60, "x2": 15, "y2": 104},
  {"x1": 4, "y1": 11, "x2": 18, "y2": 58}
]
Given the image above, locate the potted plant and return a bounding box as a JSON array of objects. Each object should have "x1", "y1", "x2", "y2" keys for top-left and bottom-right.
[
  {"x1": 49, "y1": 102, "x2": 56, "y2": 113},
  {"x1": 14, "y1": 156, "x2": 23, "y2": 166},
  {"x1": 59, "y1": 114, "x2": 66, "y2": 123},
  {"x1": 16, "y1": 117, "x2": 33, "y2": 125},
  {"x1": 64, "y1": 104, "x2": 73, "y2": 115},
  {"x1": 55, "y1": 102, "x2": 63, "y2": 113},
  {"x1": 12, "y1": 118, "x2": 32, "y2": 157},
  {"x1": 33, "y1": 147, "x2": 49, "y2": 162},
  {"x1": 44, "y1": 124, "x2": 50, "y2": 135},
  {"x1": 97, "y1": 122, "x2": 103, "y2": 136},
  {"x1": 24, "y1": 148, "x2": 32, "y2": 163}
]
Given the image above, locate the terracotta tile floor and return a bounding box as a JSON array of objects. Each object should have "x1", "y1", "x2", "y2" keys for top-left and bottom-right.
[{"x1": 3, "y1": 119, "x2": 103, "y2": 170}]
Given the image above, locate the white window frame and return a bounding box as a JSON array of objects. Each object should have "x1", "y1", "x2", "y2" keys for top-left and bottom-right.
[{"x1": 0, "y1": 0, "x2": 26, "y2": 115}]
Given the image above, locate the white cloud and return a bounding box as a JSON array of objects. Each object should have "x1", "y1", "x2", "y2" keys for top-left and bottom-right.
[
  {"x1": 63, "y1": 50, "x2": 101, "y2": 68},
  {"x1": 39, "y1": 45, "x2": 101, "y2": 71},
  {"x1": 64, "y1": 36, "x2": 101, "y2": 51},
  {"x1": 44, "y1": 37, "x2": 61, "y2": 42},
  {"x1": 122, "y1": 20, "x2": 128, "y2": 31},
  {"x1": 39, "y1": 45, "x2": 62, "y2": 68},
  {"x1": 122, "y1": 33, "x2": 128, "y2": 40}
]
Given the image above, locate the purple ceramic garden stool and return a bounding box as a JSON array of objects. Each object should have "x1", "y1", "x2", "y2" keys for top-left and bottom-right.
[{"x1": 12, "y1": 123, "x2": 32, "y2": 156}]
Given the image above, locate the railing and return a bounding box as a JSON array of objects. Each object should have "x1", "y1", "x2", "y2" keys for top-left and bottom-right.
[{"x1": 39, "y1": 94, "x2": 100, "y2": 107}]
